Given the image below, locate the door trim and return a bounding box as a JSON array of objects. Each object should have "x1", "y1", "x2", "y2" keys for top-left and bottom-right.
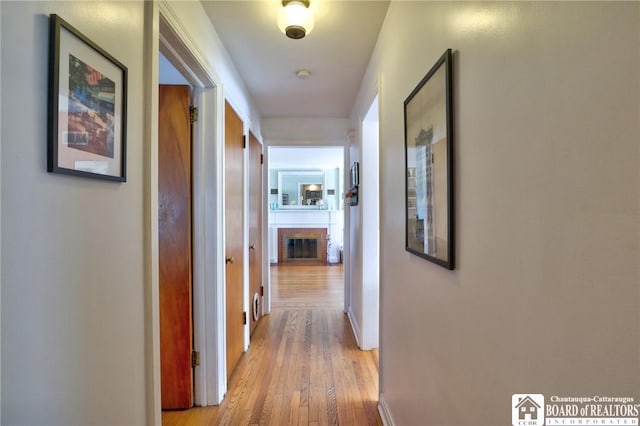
[
  {"x1": 158, "y1": 4, "x2": 226, "y2": 407},
  {"x1": 358, "y1": 91, "x2": 380, "y2": 350},
  {"x1": 143, "y1": 3, "x2": 162, "y2": 423},
  {"x1": 263, "y1": 143, "x2": 346, "y2": 318},
  {"x1": 145, "y1": 1, "x2": 228, "y2": 415},
  {"x1": 344, "y1": 81, "x2": 381, "y2": 352}
]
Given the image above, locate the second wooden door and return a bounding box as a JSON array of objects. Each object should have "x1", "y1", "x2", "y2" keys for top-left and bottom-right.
[{"x1": 224, "y1": 101, "x2": 244, "y2": 379}]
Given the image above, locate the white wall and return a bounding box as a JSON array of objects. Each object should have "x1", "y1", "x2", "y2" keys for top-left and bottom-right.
[
  {"x1": 352, "y1": 2, "x2": 640, "y2": 425},
  {"x1": 262, "y1": 117, "x2": 349, "y2": 143},
  {"x1": 1, "y1": 2, "x2": 147, "y2": 425},
  {"x1": 346, "y1": 84, "x2": 381, "y2": 350},
  {"x1": 360, "y1": 96, "x2": 379, "y2": 349},
  {"x1": 0, "y1": 1, "x2": 4, "y2": 420},
  {"x1": 347, "y1": 140, "x2": 363, "y2": 335}
]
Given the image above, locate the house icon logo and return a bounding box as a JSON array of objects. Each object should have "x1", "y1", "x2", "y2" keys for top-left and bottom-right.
[{"x1": 512, "y1": 394, "x2": 544, "y2": 426}]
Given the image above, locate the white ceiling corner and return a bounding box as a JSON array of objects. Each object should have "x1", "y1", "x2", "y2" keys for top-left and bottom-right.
[
  {"x1": 200, "y1": 0, "x2": 390, "y2": 119},
  {"x1": 269, "y1": 146, "x2": 344, "y2": 169}
]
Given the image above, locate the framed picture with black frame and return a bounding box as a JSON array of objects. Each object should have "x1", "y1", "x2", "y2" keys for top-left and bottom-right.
[
  {"x1": 404, "y1": 48, "x2": 454, "y2": 269},
  {"x1": 48, "y1": 14, "x2": 128, "y2": 182}
]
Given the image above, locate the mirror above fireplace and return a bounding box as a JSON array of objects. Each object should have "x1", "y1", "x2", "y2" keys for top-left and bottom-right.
[{"x1": 277, "y1": 170, "x2": 325, "y2": 208}]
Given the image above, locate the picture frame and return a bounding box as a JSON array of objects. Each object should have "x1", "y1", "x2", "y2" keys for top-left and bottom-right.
[
  {"x1": 48, "y1": 14, "x2": 127, "y2": 182},
  {"x1": 404, "y1": 49, "x2": 454, "y2": 269}
]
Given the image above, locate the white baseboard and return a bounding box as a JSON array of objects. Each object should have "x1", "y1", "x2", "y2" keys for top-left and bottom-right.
[
  {"x1": 346, "y1": 306, "x2": 362, "y2": 349},
  {"x1": 378, "y1": 393, "x2": 396, "y2": 426}
]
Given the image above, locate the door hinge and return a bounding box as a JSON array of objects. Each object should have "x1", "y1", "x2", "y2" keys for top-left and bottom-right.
[
  {"x1": 191, "y1": 350, "x2": 200, "y2": 368},
  {"x1": 243, "y1": 311, "x2": 247, "y2": 325},
  {"x1": 260, "y1": 286, "x2": 264, "y2": 296},
  {"x1": 260, "y1": 153, "x2": 264, "y2": 165},
  {"x1": 189, "y1": 106, "x2": 198, "y2": 124},
  {"x1": 243, "y1": 135, "x2": 247, "y2": 149}
]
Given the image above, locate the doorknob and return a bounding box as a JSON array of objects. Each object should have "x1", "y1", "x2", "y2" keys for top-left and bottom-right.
[
  {"x1": 226, "y1": 256, "x2": 234, "y2": 264},
  {"x1": 249, "y1": 245, "x2": 256, "y2": 250}
]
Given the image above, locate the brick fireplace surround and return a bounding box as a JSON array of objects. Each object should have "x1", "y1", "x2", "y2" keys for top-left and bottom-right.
[{"x1": 277, "y1": 228, "x2": 328, "y2": 264}]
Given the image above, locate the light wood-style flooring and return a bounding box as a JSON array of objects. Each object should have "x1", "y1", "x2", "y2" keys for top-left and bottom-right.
[
  {"x1": 271, "y1": 263, "x2": 346, "y2": 309},
  {"x1": 162, "y1": 264, "x2": 381, "y2": 425}
]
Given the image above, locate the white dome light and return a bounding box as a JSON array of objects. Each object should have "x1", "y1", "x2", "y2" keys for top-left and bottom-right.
[{"x1": 277, "y1": 0, "x2": 314, "y2": 40}]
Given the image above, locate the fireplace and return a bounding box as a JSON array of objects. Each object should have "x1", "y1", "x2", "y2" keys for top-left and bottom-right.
[{"x1": 278, "y1": 228, "x2": 327, "y2": 264}]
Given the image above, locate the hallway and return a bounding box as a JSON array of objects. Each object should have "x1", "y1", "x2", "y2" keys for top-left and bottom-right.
[{"x1": 162, "y1": 265, "x2": 381, "y2": 425}]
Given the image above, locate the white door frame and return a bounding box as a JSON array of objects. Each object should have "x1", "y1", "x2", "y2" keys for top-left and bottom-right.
[
  {"x1": 344, "y1": 78, "x2": 381, "y2": 350},
  {"x1": 0, "y1": 2, "x2": 3, "y2": 422},
  {"x1": 145, "y1": 3, "x2": 227, "y2": 422},
  {"x1": 344, "y1": 131, "x2": 356, "y2": 315},
  {"x1": 359, "y1": 92, "x2": 380, "y2": 350},
  {"x1": 264, "y1": 142, "x2": 346, "y2": 316}
]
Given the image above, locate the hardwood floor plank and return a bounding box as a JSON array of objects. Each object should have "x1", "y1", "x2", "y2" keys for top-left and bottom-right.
[
  {"x1": 248, "y1": 313, "x2": 286, "y2": 424},
  {"x1": 299, "y1": 311, "x2": 312, "y2": 408},
  {"x1": 289, "y1": 390, "x2": 301, "y2": 425},
  {"x1": 267, "y1": 393, "x2": 284, "y2": 426},
  {"x1": 298, "y1": 405, "x2": 309, "y2": 425},
  {"x1": 162, "y1": 265, "x2": 380, "y2": 425},
  {"x1": 321, "y1": 312, "x2": 339, "y2": 425}
]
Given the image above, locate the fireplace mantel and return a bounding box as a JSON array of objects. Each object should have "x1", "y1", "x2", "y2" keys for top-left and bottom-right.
[{"x1": 269, "y1": 209, "x2": 343, "y2": 264}]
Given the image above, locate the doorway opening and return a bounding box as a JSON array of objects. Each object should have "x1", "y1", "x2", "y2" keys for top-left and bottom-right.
[
  {"x1": 360, "y1": 93, "x2": 380, "y2": 350},
  {"x1": 266, "y1": 146, "x2": 345, "y2": 310},
  {"x1": 158, "y1": 56, "x2": 194, "y2": 409},
  {"x1": 156, "y1": 10, "x2": 226, "y2": 410},
  {"x1": 345, "y1": 93, "x2": 380, "y2": 351}
]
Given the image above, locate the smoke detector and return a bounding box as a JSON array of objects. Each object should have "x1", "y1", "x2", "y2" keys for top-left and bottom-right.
[{"x1": 296, "y1": 69, "x2": 311, "y2": 79}]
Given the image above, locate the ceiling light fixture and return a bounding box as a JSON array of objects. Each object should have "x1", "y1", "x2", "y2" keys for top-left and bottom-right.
[
  {"x1": 296, "y1": 69, "x2": 311, "y2": 79},
  {"x1": 278, "y1": 0, "x2": 314, "y2": 40}
]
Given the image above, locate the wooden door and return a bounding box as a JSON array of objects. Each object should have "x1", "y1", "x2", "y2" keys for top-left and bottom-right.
[
  {"x1": 159, "y1": 85, "x2": 193, "y2": 409},
  {"x1": 248, "y1": 132, "x2": 263, "y2": 335},
  {"x1": 224, "y1": 101, "x2": 244, "y2": 379}
]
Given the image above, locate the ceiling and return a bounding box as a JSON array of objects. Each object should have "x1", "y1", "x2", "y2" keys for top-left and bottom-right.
[
  {"x1": 200, "y1": 1, "x2": 390, "y2": 119},
  {"x1": 269, "y1": 146, "x2": 344, "y2": 169}
]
